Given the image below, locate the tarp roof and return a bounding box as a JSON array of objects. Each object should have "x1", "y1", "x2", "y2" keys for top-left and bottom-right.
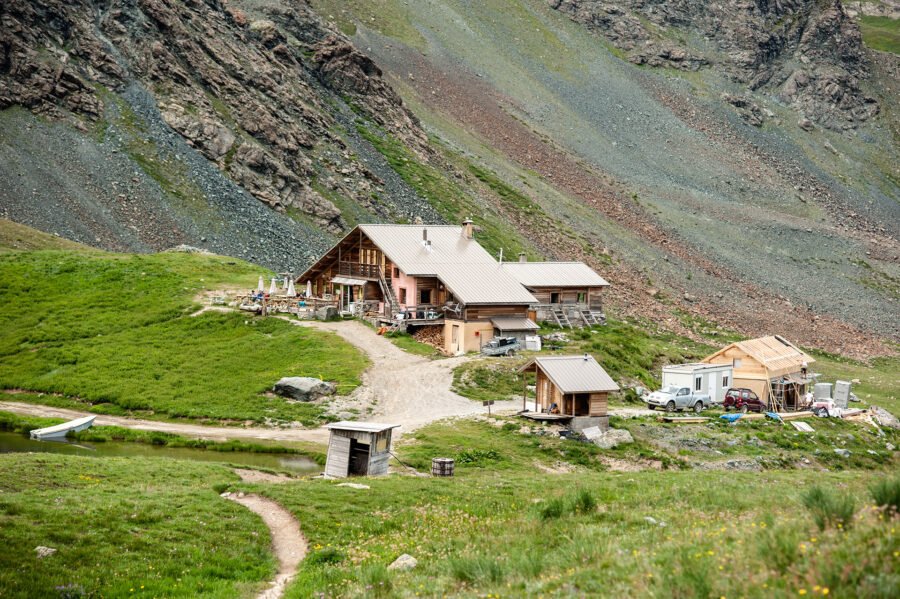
[
  {"x1": 491, "y1": 316, "x2": 539, "y2": 331},
  {"x1": 332, "y1": 276, "x2": 369, "y2": 286},
  {"x1": 520, "y1": 355, "x2": 620, "y2": 393},
  {"x1": 704, "y1": 335, "x2": 814, "y2": 379},
  {"x1": 501, "y1": 262, "x2": 609, "y2": 288}
]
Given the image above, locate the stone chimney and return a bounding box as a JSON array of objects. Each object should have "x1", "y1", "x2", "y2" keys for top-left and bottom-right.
[
  {"x1": 461, "y1": 219, "x2": 474, "y2": 240},
  {"x1": 518, "y1": 252, "x2": 527, "y2": 263}
]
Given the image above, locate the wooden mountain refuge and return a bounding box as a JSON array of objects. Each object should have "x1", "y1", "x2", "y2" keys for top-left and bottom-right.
[
  {"x1": 702, "y1": 335, "x2": 816, "y2": 411},
  {"x1": 501, "y1": 257, "x2": 609, "y2": 328},
  {"x1": 519, "y1": 354, "x2": 619, "y2": 431},
  {"x1": 324, "y1": 421, "x2": 399, "y2": 478}
]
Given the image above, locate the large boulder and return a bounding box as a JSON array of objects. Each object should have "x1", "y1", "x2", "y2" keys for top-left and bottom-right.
[
  {"x1": 592, "y1": 428, "x2": 634, "y2": 449},
  {"x1": 871, "y1": 406, "x2": 900, "y2": 430},
  {"x1": 273, "y1": 377, "x2": 336, "y2": 401},
  {"x1": 387, "y1": 553, "x2": 418, "y2": 571},
  {"x1": 316, "y1": 306, "x2": 338, "y2": 320}
]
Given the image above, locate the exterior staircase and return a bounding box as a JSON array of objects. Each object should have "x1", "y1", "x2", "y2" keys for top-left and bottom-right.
[
  {"x1": 552, "y1": 307, "x2": 573, "y2": 329},
  {"x1": 580, "y1": 309, "x2": 606, "y2": 326},
  {"x1": 378, "y1": 269, "x2": 401, "y2": 318}
]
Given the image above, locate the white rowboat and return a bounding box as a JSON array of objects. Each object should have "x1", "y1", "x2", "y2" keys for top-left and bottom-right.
[{"x1": 30, "y1": 416, "x2": 96, "y2": 440}]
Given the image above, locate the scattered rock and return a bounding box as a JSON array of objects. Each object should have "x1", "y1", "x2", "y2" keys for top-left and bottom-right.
[
  {"x1": 273, "y1": 377, "x2": 336, "y2": 401},
  {"x1": 387, "y1": 553, "x2": 418, "y2": 571},
  {"x1": 798, "y1": 117, "x2": 814, "y2": 132},
  {"x1": 592, "y1": 428, "x2": 634, "y2": 449},
  {"x1": 643, "y1": 516, "x2": 658, "y2": 525},
  {"x1": 871, "y1": 406, "x2": 900, "y2": 430},
  {"x1": 35, "y1": 546, "x2": 57, "y2": 558},
  {"x1": 337, "y1": 483, "x2": 370, "y2": 490},
  {"x1": 833, "y1": 448, "x2": 851, "y2": 458}
]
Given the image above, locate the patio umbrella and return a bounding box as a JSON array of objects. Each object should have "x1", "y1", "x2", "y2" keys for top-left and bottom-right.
[
  {"x1": 305, "y1": 280, "x2": 312, "y2": 297},
  {"x1": 287, "y1": 279, "x2": 296, "y2": 297},
  {"x1": 257, "y1": 275, "x2": 265, "y2": 292},
  {"x1": 269, "y1": 277, "x2": 277, "y2": 295}
]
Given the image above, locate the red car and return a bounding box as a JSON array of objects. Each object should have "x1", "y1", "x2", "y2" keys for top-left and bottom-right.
[{"x1": 723, "y1": 388, "x2": 766, "y2": 413}]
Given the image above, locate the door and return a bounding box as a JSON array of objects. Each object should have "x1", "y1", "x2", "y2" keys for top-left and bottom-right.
[
  {"x1": 677, "y1": 387, "x2": 691, "y2": 409},
  {"x1": 452, "y1": 325, "x2": 462, "y2": 355},
  {"x1": 708, "y1": 373, "x2": 717, "y2": 404},
  {"x1": 325, "y1": 435, "x2": 351, "y2": 478}
]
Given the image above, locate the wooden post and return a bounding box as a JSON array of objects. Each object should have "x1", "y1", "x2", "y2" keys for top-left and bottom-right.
[{"x1": 522, "y1": 371, "x2": 527, "y2": 412}]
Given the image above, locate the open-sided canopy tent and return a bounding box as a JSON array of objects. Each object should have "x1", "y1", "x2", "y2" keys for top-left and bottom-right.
[
  {"x1": 519, "y1": 355, "x2": 619, "y2": 417},
  {"x1": 702, "y1": 335, "x2": 815, "y2": 410},
  {"x1": 324, "y1": 421, "x2": 400, "y2": 478}
]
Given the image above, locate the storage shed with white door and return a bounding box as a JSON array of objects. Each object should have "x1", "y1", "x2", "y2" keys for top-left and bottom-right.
[
  {"x1": 661, "y1": 363, "x2": 733, "y2": 405},
  {"x1": 324, "y1": 421, "x2": 399, "y2": 478}
]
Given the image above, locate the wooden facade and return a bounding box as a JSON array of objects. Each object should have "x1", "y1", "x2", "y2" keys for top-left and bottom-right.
[
  {"x1": 324, "y1": 422, "x2": 399, "y2": 478},
  {"x1": 519, "y1": 356, "x2": 618, "y2": 418}
]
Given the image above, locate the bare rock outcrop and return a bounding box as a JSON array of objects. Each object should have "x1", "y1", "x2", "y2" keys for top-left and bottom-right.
[
  {"x1": 0, "y1": 0, "x2": 430, "y2": 230},
  {"x1": 550, "y1": 0, "x2": 879, "y2": 130}
]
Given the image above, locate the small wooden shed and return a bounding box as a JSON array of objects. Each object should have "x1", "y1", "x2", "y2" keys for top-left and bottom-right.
[
  {"x1": 519, "y1": 354, "x2": 619, "y2": 417},
  {"x1": 324, "y1": 421, "x2": 399, "y2": 478}
]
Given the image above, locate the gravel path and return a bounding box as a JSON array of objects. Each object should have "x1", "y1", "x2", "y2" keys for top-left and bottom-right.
[{"x1": 224, "y1": 486, "x2": 306, "y2": 599}]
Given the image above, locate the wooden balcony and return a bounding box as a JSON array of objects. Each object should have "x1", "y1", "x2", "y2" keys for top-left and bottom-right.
[{"x1": 336, "y1": 262, "x2": 382, "y2": 280}]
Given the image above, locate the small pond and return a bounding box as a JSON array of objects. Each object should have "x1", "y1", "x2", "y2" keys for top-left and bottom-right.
[{"x1": 0, "y1": 431, "x2": 322, "y2": 474}]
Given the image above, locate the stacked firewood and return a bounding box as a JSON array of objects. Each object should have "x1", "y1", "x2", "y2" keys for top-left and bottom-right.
[{"x1": 413, "y1": 326, "x2": 444, "y2": 348}]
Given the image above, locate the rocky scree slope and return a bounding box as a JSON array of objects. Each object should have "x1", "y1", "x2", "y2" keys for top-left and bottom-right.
[
  {"x1": 550, "y1": 0, "x2": 879, "y2": 131},
  {"x1": 0, "y1": 0, "x2": 440, "y2": 266}
]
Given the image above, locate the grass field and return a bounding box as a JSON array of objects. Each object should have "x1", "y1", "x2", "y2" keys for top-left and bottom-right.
[
  {"x1": 232, "y1": 419, "x2": 899, "y2": 598},
  {"x1": 0, "y1": 248, "x2": 368, "y2": 424},
  {"x1": 860, "y1": 16, "x2": 900, "y2": 54},
  {"x1": 0, "y1": 453, "x2": 273, "y2": 598}
]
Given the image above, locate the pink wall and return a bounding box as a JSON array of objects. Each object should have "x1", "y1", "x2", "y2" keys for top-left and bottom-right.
[{"x1": 392, "y1": 269, "x2": 417, "y2": 309}]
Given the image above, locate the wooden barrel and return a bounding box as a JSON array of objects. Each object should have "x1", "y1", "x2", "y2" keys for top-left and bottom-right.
[{"x1": 431, "y1": 457, "x2": 455, "y2": 477}]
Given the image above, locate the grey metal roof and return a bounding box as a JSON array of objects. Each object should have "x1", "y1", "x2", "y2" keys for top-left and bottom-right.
[
  {"x1": 491, "y1": 316, "x2": 540, "y2": 331},
  {"x1": 663, "y1": 362, "x2": 732, "y2": 373},
  {"x1": 501, "y1": 262, "x2": 610, "y2": 288},
  {"x1": 521, "y1": 355, "x2": 620, "y2": 393},
  {"x1": 325, "y1": 421, "x2": 400, "y2": 433},
  {"x1": 359, "y1": 224, "x2": 536, "y2": 305}
]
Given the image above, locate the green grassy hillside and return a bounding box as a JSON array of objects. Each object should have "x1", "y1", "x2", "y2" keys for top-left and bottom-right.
[
  {"x1": 0, "y1": 247, "x2": 367, "y2": 424},
  {"x1": 0, "y1": 454, "x2": 273, "y2": 597},
  {"x1": 0, "y1": 218, "x2": 90, "y2": 252},
  {"x1": 860, "y1": 16, "x2": 900, "y2": 54}
]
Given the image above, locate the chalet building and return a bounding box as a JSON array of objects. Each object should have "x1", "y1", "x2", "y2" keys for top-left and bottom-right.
[
  {"x1": 501, "y1": 258, "x2": 609, "y2": 327},
  {"x1": 297, "y1": 221, "x2": 538, "y2": 355},
  {"x1": 702, "y1": 335, "x2": 816, "y2": 411}
]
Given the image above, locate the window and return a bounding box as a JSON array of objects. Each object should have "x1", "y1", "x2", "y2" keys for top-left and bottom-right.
[
  {"x1": 398, "y1": 287, "x2": 407, "y2": 304},
  {"x1": 550, "y1": 292, "x2": 560, "y2": 304},
  {"x1": 695, "y1": 376, "x2": 702, "y2": 391},
  {"x1": 722, "y1": 375, "x2": 729, "y2": 388},
  {"x1": 419, "y1": 288, "x2": 432, "y2": 304},
  {"x1": 678, "y1": 388, "x2": 689, "y2": 396},
  {"x1": 733, "y1": 358, "x2": 742, "y2": 368},
  {"x1": 393, "y1": 267, "x2": 400, "y2": 279},
  {"x1": 577, "y1": 292, "x2": 586, "y2": 303}
]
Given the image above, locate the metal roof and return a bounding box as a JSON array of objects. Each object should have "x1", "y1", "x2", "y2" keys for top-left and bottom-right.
[
  {"x1": 324, "y1": 421, "x2": 400, "y2": 433},
  {"x1": 663, "y1": 362, "x2": 731, "y2": 373},
  {"x1": 359, "y1": 225, "x2": 537, "y2": 305},
  {"x1": 520, "y1": 355, "x2": 620, "y2": 393},
  {"x1": 704, "y1": 335, "x2": 814, "y2": 379},
  {"x1": 501, "y1": 262, "x2": 609, "y2": 288},
  {"x1": 332, "y1": 276, "x2": 369, "y2": 286},
  {"x1": 491, "y1": 316, "x2": 540, "y2": 331}
]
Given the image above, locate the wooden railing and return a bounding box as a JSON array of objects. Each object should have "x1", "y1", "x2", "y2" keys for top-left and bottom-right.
[{"x1": 337, "y1": 262, "x2": 381, "y2": 279}]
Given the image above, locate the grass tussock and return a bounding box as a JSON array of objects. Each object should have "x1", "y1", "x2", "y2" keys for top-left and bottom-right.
[
  {"x1": 802, "y1": 485, "x2": 857, "y2": 531},
  {"x1": 870, "y1": 476, "x2": 900, "y2": 515}
]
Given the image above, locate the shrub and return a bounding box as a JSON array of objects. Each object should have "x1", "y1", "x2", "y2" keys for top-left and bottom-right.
[
  {"x1": 870, "y1": 477, "x2": 900, "y2": 515},
  {"x1": 456, "y1": 449, "x2": 502, "y2": 465},
  {"x1": 802, "y1": 486, "x2": 856, "y2": 531},
  {"x1": 306, "y1": 547, "x2": 345, "y2": 565}
]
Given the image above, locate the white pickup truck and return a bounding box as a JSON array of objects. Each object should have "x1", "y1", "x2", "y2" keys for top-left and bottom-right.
[{"x1": 645, "y1": 385, "x2": 710, "y2": 413}]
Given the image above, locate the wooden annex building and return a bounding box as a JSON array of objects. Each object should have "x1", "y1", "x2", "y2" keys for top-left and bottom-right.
[
  {"x1": 501, "y1": 259, "x2": 609, "y2": 327},
  {"x1": 520, "y1": 355, "x2": 619, "y2": 430},
  {"x1": 324, "y1": 421, "x2": 399, "y2": 478},
  {"x1": 703, "y1": 335, "x2": 815, "y2": 411}
]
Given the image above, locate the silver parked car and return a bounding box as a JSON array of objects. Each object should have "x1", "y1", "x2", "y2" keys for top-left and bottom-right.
[{"x1": 645, "y1": 385, "x2": 710, "y2": 413}]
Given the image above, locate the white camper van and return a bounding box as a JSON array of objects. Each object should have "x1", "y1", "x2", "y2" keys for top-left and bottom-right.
[{"x1": 661, "y1": 363, "x2": 733, "y2": 406}]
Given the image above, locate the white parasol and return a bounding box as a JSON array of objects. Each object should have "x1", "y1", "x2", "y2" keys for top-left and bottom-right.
[
  {"x1": 305, "y1": 280, "x2": 312, "y2": 298},
  {"x1": 257, "y1": 275, "x2": 265, "y2": 292},
  {"x1": 287, "y1": 279, "x2": 296, "y2": 297},
  {"x1": 269, "y1": 277, "x2": 277, "y2": 295}
]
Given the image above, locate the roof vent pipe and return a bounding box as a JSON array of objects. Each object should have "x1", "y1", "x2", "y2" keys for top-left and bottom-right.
[
  {"x1": 461, "y1": 218, "x2": 474, "y2": 240},
  {"x1": 583, "y1": 353, "x2": 590, "y2": 361},
  {"x1": 423, "y1": 228, "x2": 428, "y2": 242},
  {"x1": 518, "y1": 252, "x2": 527, "y2": 263}
]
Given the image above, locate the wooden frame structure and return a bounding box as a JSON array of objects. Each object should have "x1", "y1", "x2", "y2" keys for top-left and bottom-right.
[
  {"x1": 324, "y1": 421, "x2": 399, "y2": 478},
  {"x1": 519, "y1": 355, "x2": 619, "y2": 417}
]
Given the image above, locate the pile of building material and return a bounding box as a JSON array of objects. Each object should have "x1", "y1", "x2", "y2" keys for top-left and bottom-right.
[{"x1": 412, "y1": 327, "x2": 444, "y2": 349}]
